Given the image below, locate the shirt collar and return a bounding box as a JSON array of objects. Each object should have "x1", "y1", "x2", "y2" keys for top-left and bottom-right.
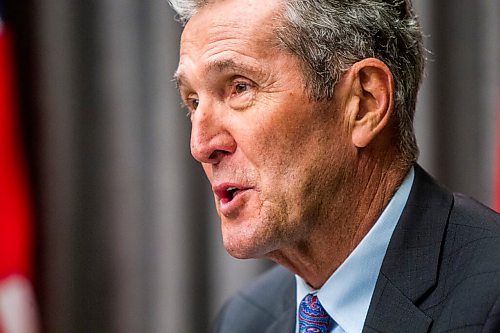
[{"x1": 296, "y1": 167, "x2": 415, "y2": 333}]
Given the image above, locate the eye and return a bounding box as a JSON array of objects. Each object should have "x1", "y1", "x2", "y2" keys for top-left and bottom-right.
[
  {"x1": 226, "y1": 78, "x2": 256, "y2": 110},
  {"x1": 230, "y1": 80, "x2": 252, "y2": 97},
  {"x1": 190, "y1": 98, "x2": 199, "y2": 110},
  {"x1": 183, "y1": 97, "x2": 199, "y2": 118},
  {"x1": 234, "y1": 82, "x2": 249, "y2": 94},
  {"x1": 184, "y1": 97, "x2": 199, "y2": 111}
]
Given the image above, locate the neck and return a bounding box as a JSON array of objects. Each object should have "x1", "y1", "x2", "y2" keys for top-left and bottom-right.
[{"x1": 268, "y1": 155, "x2": 410, "y2": 289}]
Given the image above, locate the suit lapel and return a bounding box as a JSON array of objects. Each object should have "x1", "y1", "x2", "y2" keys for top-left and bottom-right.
[
  {"x1": 364, "y1": 165, "x2": 454, "y2": 332},
  {"x1": 363, "y1": 274, "x2": 433, "y2": 332}
]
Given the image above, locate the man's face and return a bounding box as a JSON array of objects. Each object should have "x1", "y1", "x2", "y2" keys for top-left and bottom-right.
[{"x1": 176, "y1": 0, "x2": 354, "y2": 259}]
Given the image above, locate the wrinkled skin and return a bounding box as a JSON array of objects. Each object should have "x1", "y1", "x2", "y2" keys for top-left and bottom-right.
[{"x1": 175, "y1": 0, "x2": 356, "y2": 261}]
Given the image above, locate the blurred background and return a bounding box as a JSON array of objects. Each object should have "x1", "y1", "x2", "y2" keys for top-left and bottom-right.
[{"x1": 0, "y1": 0, "x2": 499, "y2": 332}]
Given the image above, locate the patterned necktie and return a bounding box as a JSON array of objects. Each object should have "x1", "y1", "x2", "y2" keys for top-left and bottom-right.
[{"x1": 298, "y1": 294, "x2": 334, "y2": 333}]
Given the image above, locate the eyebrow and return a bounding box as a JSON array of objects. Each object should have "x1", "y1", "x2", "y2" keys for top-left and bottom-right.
[
  {"x1": 173, "y1": 72, "x2": 186, "y2": 91},
  {"x1": 207, "y1": 59, "x2": 248, "y2": 73},
  {"x1": 174, "y1": 58, "x2": 262, "y2": 91}
]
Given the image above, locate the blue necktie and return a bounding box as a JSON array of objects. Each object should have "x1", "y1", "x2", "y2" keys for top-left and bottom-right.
[{"x1": 298, "y1": 294, "x2": 334, "y2": 333}]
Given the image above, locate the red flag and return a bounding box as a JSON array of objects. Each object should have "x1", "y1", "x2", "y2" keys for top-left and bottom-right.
[
  {"x1": 495, "y1": 92, "x2": 500, "y2": 213},
  {"x1": 0, "y1": 12, "x2": 39, "y2": 333}
]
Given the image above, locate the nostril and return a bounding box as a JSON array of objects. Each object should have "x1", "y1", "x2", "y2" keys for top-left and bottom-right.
[
  {"x1": 190, "y1": 125, "x2": 236, "y2": 163},
  {"x1": 208, "y1": 149, "x2": 228, "y2": 163}
]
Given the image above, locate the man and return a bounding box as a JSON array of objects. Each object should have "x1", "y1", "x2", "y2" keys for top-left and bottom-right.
[{"x1": 169, "y1": 0, "x2": 500, "y2": 331}]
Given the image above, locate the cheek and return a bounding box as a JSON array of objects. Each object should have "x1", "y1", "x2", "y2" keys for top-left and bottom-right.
[{"x1": 202, "y1": 163, "x2": 213, "y2": 181}]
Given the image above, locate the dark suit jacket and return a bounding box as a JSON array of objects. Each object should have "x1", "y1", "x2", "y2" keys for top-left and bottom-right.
[{"x1": 213, "y1": 165, "x2": 500, "y2": 332}]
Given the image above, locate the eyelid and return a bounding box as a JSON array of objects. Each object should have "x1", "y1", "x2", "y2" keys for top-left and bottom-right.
[
  {"x1": 182, "y1": 93, "x2": 199, "y2": 116},
  {"x1": 232, "y1": 76, "x2": 254, "y2": 85},
  {"x1": 229, "y1": 77, "x2": 255, "y2": 94}
]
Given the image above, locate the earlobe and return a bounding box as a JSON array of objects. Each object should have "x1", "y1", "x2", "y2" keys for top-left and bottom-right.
[{"x1": 348, "y1": 58, "x2": 394, "y2": 148}]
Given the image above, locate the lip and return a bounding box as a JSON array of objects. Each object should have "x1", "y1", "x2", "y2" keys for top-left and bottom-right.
[{"x1": 213, "y1": 183, "x2": 253, "y2": 216}]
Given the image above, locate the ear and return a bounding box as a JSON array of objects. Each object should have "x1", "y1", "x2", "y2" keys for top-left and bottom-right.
[{"x1": 346, "y1": 58, "x2": 394, "y2": 148}]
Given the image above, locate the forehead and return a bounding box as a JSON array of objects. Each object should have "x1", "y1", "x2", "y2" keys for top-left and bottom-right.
[
  {"x1": 177, "y1": 0, "x2": 284, "y2": 77},
  {"x1": 182, "y1": 0, "x2": 282, "y2": 42}
]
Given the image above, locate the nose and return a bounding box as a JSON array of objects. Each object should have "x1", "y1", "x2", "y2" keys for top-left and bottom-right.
[{"x1": 190, "y1": 102, "x2": 236, "y2": 164}]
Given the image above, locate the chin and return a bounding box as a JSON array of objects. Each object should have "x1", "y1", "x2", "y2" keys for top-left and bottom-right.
[
  {"x1": 224, "y1": 247, "x2": 255, "y2": 260},
  {"x1": 222, "y1": 231, "x2": 277, "y2": 260},
  {"x1": 223, "y1": 238, "x2": 261, "y2": 259},
  {"x1": 220, "y1": 208, "x2": 287, "y2": 259}
]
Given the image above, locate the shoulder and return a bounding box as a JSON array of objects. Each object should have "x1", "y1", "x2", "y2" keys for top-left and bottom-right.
[
  {"x1": 427, "y1": 193, "x2": 500, "y2": 331},
  {"x1": 446, "y1": 192, "x2": 500, "y2": 279},
  {"x1": 213, "y1": 265, "x2": 295, "y2": 333},
  {"x1": 394, "y1": 166, "x2": 500, "y2": 330},
  {"x1": 450, "y1": 192, "x2": 500, "y2": 228},
  {"x1": 445, "y1": 192, "x2": 500, "y2": 264}
]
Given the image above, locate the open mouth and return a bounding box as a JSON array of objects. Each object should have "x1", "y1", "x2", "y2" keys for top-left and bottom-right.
[
  {"x1": 225, "y1": 187, "x2": 240, "y2": 201},
  {"x1": 214, "y1": 185, "x2": 248, "y2": 204}
]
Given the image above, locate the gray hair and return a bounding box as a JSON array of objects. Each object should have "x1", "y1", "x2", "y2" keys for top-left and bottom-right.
[
  {"x1": 168, "y1": 0, "x2": 203, "y2": 22},
  {"x1": 168, "y1": 0, "x2": 425, "y2": 165}
]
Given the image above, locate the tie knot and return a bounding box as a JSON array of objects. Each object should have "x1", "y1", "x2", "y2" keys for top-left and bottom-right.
[{"x1": 298, "y1": 294, "x2": 333, "y2": 333}]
